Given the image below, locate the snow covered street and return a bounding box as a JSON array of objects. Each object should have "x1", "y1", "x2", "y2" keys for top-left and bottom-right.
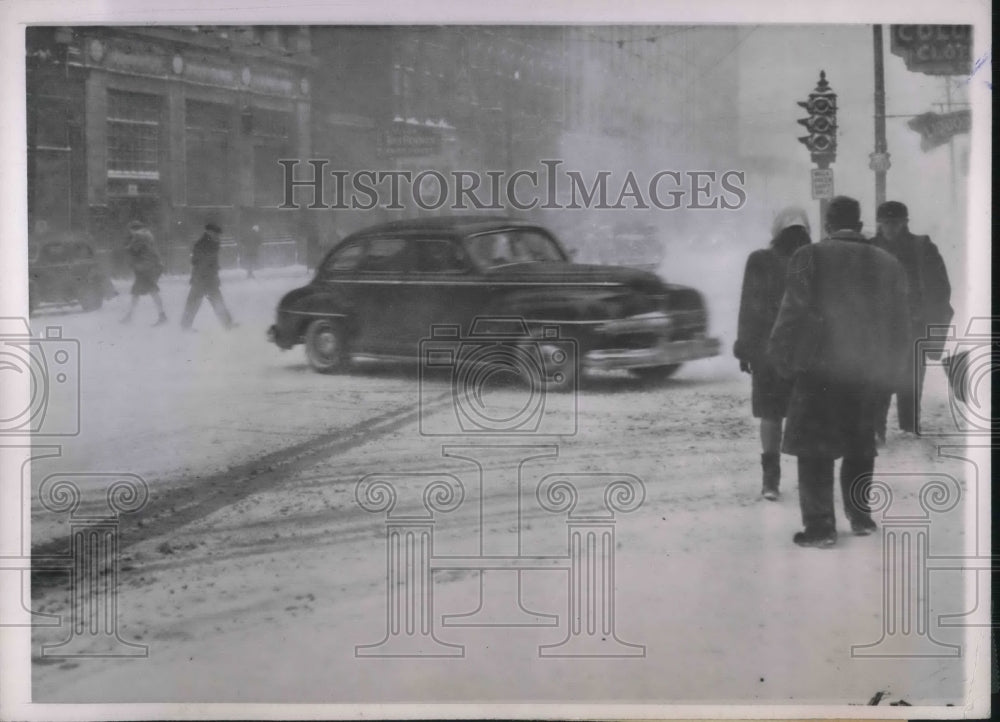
[{"x1": 21, "y1": 267, "x2": 976, "y2": 707}]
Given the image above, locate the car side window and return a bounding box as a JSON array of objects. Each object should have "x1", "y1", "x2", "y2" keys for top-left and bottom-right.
[
  {"x1": 321, "y1": 241, "x2": 364, "y2": 275},
  {"x1": 412, "y1": 239, "x2": 467, "y2": 273},
  {"x1": 358, "y1": 238, "x2": 409, "y2": 273}
]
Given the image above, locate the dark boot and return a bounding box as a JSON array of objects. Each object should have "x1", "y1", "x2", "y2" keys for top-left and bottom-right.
[
  {"x1": 796, "y1": 456, "x2": 837, "y2": 542},
  {"x1": 761, "y1": 452, "x2": 780, "y2": 500},
  {"x1": 841, "y1": 456, "x2": 878, "y2": 535}
]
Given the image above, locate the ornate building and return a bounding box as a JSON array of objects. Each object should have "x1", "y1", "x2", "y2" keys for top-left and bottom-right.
[
  {"x1": 27, "y1": 25, "x2": 741, "y2": 264},
  {"x1": 26, "y1": 25, "x2": 316, "y2": 268}
]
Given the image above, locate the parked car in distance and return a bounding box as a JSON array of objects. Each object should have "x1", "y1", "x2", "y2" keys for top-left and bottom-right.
[
  {"x1": 268, "y1": 216, "x2": 720, "y2": 386},
  {"x1": 29, "y1": 237, "x2": 116, "y2": 314}
]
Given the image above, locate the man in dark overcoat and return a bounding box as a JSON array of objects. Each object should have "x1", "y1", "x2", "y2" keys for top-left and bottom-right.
[
  {"x1": 768, "y1": 196, "x2": 910, "y2": 548},
  {"x1": 734, "y1": 206, "x2": 813, "y2": 500},
  {"x1": 871, "y1": 201, "x2": 953, "y2": 439},
  {"x1": 180, "y1": 222, "x2": 235, "y2": 330}
]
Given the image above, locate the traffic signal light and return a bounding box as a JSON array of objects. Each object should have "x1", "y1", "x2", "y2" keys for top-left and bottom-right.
[{"x1": 797, "y1": 71, "x2": 837, "y2": 163}]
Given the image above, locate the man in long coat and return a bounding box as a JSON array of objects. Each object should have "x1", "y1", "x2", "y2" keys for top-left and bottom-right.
[
  {"x1": 180, "y1": 222, "x2": 236, "y2": 330},
  {"x1": 871, "y1": 201, "x2": 953, "y2": 439},
  {"x1": 768, "y1": 196, "x2": 910, "y2": 548}
]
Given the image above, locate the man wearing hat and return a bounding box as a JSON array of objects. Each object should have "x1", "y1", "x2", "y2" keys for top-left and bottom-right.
[
  {"x1": 734, "y1": 206, "x2": 813, "y2": 500},
  {"x1": 121, "y1": 220, "x2": 167, "y2": 326},
  {"x1": 768, "y1": 196, "x2": 910, "y2": 548},
  {"x1": 872, "y1": 201, "x2": 953, "y2": 439},
  {"x1": 180, "y1": 222, "x2": 235, "y2": 330}
]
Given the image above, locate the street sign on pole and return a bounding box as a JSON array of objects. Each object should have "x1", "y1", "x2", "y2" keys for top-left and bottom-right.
[
  {"x1": 811, "y1": 168, "x2": 834, "y2": 200},
  {"x1": 907, "y1": 110, "x2": 972, "y2": 152},
  {"x1": 868, "y1": 151, "x2": 892, "y2": 173}
]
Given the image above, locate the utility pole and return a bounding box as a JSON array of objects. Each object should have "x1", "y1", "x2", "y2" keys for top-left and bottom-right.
[
  {"x1": 871, "y1": 25, "x2": 889, "y2": 209},
  {"x1": 944, "y1": 79, "x2": 957, "y2": 206}
]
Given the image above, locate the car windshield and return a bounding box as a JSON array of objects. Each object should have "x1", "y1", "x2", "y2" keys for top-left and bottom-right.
[{"x1": 464, "y1": 229, "x2": 566, "y2": 270}]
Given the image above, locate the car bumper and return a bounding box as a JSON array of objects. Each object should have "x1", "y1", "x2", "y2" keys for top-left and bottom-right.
[
  {"x1": 268, "y1": 324, "x2": 292, "y2": 349},
  {"x1": 582, "y1": 312, "x2": 720, "y2": 370},
  {"x1": 585, "y1": 335, "x2": 721, "y2": 370}
]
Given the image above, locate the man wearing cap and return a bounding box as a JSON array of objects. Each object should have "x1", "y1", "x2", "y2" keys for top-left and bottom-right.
[
  {"x1": 872, "y1": 201, "x2": 953, "y2": 439},
  {"x1": 768, "y1": 196, "x2": 910, "y2": 548},
  {"x1": 180, "y1": 222, "x2": 235, "y2": 330},
  {"x1": 734, "y1": 206, "x2": 813, "y2": 500},
  {"x1": 121, "y1": 220, "x2": 167, "y2": 326}
]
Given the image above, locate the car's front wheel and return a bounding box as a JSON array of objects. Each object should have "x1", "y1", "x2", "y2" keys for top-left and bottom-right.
[
  {"x1": 631, "y1": 364, "x2": 681, "y2": 383},
  {"x1": 304, "y1": 318, "x2": 349, "y2": 373}
]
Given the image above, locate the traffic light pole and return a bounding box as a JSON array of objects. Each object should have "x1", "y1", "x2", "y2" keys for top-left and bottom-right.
[
  {"x1": 817, "y1": 158, "x2": 830, "y2": 231},
  {"x1": 873, "y1": 25, "x2": 888, "y2": 208},
  {"x1": 797, "y1": 71, "x2": 837, "y2": 232}
]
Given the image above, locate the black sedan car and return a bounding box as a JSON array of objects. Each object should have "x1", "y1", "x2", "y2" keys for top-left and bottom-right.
[
  {"x1": 29, "y1": 238, "x2": 116, "y2": 314},
  {"x1": 268, "y1": 216, "x2": 720, "y2": 386}
]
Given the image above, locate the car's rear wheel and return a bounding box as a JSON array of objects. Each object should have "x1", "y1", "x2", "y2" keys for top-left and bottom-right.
[
  {"x1": 78, "y1": 284, "x2": 103, "y2": 312},
  {"x1": 631, "y1": 364, "x2": 681, "y2": 382},
  {"x1": 304, "y1": 318, "x2": 349, "y2": 373}
]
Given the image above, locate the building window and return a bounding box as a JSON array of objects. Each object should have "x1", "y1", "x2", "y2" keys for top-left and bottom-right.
[
  {"x1": 185, "y1": 99, "x2": 231, "y2": 207},
  {"x1": 106, "y1": 90, "x2": 161, "y2": 185}
]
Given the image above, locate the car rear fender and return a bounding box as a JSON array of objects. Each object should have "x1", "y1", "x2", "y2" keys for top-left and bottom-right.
[{"x1": 284, "y1": 290, "x2": 357, "y2": 343}]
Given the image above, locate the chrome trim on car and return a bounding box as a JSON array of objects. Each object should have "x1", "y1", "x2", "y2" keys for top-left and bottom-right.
[
  {"x1": 321, "y1": 278, "x2": 624, "y2": 287},
  {"x1": 285, "y1": 310, "x2": 349, "y2": 318},
  {"x1": 595, "y1": 310, "x2": 673, "y2": 334},
  {"x1": 584, "y1": 336, "x2": 722, "y2": 370}
]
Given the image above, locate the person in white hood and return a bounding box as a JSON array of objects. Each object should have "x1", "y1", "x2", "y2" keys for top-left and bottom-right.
[{"x1": 733, "y1": 207, "x2": 813, "y2": 500}]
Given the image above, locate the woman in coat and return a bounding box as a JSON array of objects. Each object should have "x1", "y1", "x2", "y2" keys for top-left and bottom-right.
[
  {"x1": 121, "y1": 221, "x2": 167, "y2": 326},
  {"x1": 733, "y1": 207, "x2": 812, "y2": 500}
]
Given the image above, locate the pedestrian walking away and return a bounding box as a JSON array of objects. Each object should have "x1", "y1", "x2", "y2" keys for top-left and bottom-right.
[
  {"x1": 121, "y1": 220, "x2": 168, "y2": 326},
  {"x1": 180, "y1": 222, "x2": 236, "y2": 331},
  {"x1": 242, "y1": 222, "x2": 262, "y2": 279},
  {"x1": 767, "y1": 196, "x2": 911, "y2": 548},
  {"x1": 734, "y1": 206, "x2": 813, "y2": 501},
  {"x1": 871, "y1": 201, "x2": 953, "y2": 441}
]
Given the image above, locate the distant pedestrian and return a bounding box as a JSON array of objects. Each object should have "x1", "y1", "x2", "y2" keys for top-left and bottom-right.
[
  {"x1": 871, "y1": 201, "x2": 953, "y2": 440},
  {"x1": 180, "y1": 222, "x2": 235, "y2": 331},
  {"x1": 734, "y1": 207, "x2": 812, "y2": 500},
  {"x1": 768, "y1": 196, "x2": 910, "y2": 548},
  {"x1": 121, "y1": 220, "x2": 167, "y2": 326},
  {"x1": 305, "y1": 220, "x2": 321, "y2": 271},
  {"x1": 242, "y1": 223, "x2": 262, "y2": 279}
]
